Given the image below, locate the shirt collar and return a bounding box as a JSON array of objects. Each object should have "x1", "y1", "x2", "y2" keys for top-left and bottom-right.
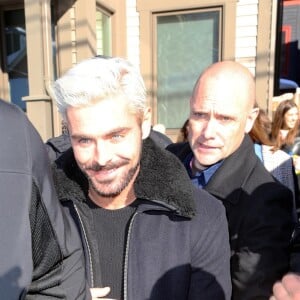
[{"x1": 184, "y1": 153, "x2": 223, "y2": 188}]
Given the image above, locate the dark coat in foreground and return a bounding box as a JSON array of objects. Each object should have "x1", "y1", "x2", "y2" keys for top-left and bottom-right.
[
  {"x1": 52, "y1": 138, "x2": 232, "y2": 300},
  {"x1": 167, "y1": 134, "x2": 295, "y2": 300},
  {"x1": 0, "y1": 100, "x2": 89, "y2": 299}
]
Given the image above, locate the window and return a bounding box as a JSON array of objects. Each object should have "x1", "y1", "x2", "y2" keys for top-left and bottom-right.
[
  {"x1": 137, "y1": 0, "x2": 236, "y2": 139},
  {"x1": 96, "y1": 7, "x2": 112, "y2": 56},
  {"x1": 155, "y1": 9, "x2": 221, "y2": 128},
  {"x1": 4, "y1": 9, "x2": 28, "y2": 111},
  {"x1": 277, "y1": 0, "x2": 300, "y2": 90}
]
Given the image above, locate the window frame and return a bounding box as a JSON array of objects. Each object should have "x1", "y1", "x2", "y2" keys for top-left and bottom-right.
[
  {"x1": 153, "y1": 7, "x2": 222, "y2": 129},
  {"x1": 0, "y1": 3, "x2": 24, "y2": 103},
  {"x1": 96, "y1": 5, "x2": 112, "y2": 56},
  {"x1": 137, "y1": 0, "x2": 236, "y2": 140},
  {"x1": 96, "y1": 0, "x2": 126, "y2": 57}
]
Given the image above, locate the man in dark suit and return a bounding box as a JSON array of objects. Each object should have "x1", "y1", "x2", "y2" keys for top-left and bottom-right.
[{"x1": 167, "y1": 61, "x2": 295, "y2": 300}]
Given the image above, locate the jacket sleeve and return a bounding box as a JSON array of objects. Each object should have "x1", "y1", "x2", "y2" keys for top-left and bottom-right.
[
  {"x1": 24, "y1": 114, "x2": 91, "y2": 299},
  {"x1": 230, "y1": 183, "x2": 294, "y2": 300},
  {"x1": 290, "y1": 221, "x2": 300, "y2": 272},
  {"x1": 189, "y1": 191, "x2": 232, "y2": 300}
]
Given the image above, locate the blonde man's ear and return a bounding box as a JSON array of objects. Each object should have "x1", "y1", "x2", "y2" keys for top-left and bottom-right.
[{"x1": 142, "y1": 107, "x2": 152, "y2": 140}]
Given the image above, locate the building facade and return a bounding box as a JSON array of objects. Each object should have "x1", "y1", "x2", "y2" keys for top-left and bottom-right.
[{"x1": 0, "y1": 0, "x2": 289, "y2": 141}]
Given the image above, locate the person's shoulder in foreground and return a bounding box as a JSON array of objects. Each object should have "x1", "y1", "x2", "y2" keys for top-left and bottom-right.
[
  {"x1": 45, "y1": 132, "x2": 71, "y2": 161},
  {"x1": 149, "y1": 126, "x2": 172, "y2": 148},
  {"x1": 0, "y1": 99, "x2": 90, "y2": 299}
]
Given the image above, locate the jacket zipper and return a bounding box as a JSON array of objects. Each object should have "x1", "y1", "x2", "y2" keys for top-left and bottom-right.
[
  {"x1": 73, "y1": 202, "x2": 95, "y2": 288},
  {"x1": 123, "y1": 211, "x2": 138, "y2": 300}
]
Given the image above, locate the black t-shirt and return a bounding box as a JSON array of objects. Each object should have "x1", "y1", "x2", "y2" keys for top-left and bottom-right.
[{"x1": 87, "y1": 198, "x2": 137, "y2": 300}]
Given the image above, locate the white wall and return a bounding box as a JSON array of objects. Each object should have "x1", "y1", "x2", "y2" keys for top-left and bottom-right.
[
  {"x1": 235, "y1": 0, "x2": 259, "y2": 76},
  {"x1": 126, "y1": 0, "x2": 140, "y2": 68}
]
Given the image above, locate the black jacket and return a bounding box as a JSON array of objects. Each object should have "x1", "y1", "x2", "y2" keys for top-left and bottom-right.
[
  {"x1": 46, "y1": 133, "x2": 71, "y2": 162},
  {"x1": 52, "y1": 138, "x2": 232, "y2": 300},
  {"x1": 167, "y1": 134, "x2": 295, "y2": 300},
  {"x1": 0, "y1": 100, "x2": 90, "y2": 299}
]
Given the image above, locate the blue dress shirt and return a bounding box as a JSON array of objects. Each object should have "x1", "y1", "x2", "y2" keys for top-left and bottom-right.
[{"x1": 184, "y1": 152, "x2": 223, "y2": 189}]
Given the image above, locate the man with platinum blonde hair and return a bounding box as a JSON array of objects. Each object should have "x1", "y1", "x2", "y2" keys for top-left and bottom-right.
[{"x1": 50, "y1": 56, "x2": 232, "y2": 300}]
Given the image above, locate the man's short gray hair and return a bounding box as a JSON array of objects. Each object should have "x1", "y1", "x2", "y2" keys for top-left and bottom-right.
[{"x1": 51, "y1": 56, "x2": 147, "y2": 120}]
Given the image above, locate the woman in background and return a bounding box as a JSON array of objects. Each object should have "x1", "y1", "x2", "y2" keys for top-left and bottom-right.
[
  {"x1": 250, "y1": 108, "x2": 298, "y2": 200},
  {"x1": 271, "y1": 99, "x2": 299, "y2": 155}
]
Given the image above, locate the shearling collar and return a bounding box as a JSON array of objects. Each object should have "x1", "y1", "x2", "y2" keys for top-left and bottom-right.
[{"x1": 52, "y1": 137, "x2": 196, "y2": 218}]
